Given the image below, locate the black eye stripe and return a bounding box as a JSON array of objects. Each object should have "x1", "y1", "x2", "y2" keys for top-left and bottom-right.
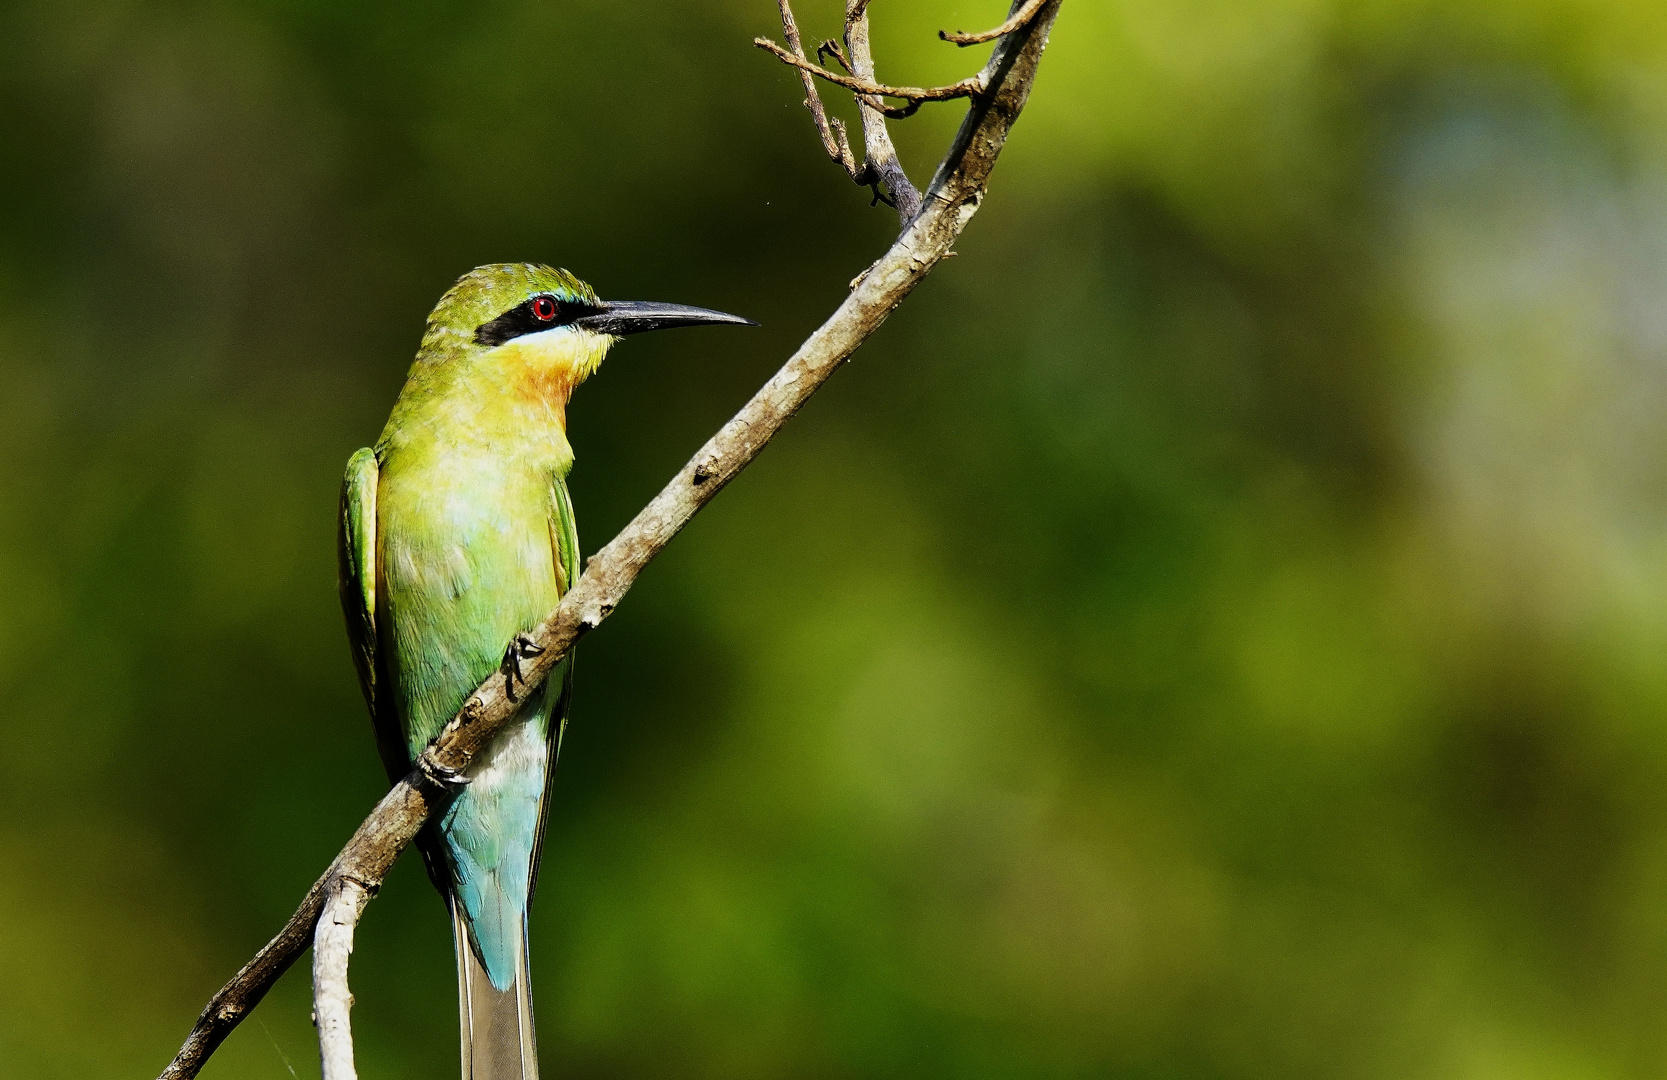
[{"x1": 474, "y1": 295, "x2": 604, "y2": 347}]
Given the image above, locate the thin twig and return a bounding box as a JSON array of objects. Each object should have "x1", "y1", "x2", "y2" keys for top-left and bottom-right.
[
  {"x1": 155, "y1": 4, "x2": 1062, "y2": 1077},
  {"x1": 816, "y1": 37, "x2": 852, "y2": 72},
  {"x1": 754, "y1": 39, "x2": 985, "y2": 103},
  {"x1": 842, "y1": 1, "x2": 922, "y2": 220},
  {"x1": 313, "y1": 877, "x2": 372, "y2": 1080},
  {"x1": 776, "y1": 0, "x2": 862, "y2": 182},
  {"x1": 940, "y1": 0, "x2": 1049, "y2": 46},
  {"x1": 773, "y1": 1, "x2": 893, "y2": 207}
]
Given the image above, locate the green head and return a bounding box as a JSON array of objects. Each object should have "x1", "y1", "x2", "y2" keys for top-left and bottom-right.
[
  {"x1": 383, "y1": 263, "x2": 753, "y2": 452},
  {"x1": 416, "y1": 263, "x2": 754, "y2": 384}
]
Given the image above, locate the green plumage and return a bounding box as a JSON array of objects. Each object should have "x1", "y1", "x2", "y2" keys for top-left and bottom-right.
[
  {"x1": 338, "y1": 263, "x2": 750, "y2": 1080},
  {"x1": 339, "y1": 266, "x2": 601, "y2": 1080}
]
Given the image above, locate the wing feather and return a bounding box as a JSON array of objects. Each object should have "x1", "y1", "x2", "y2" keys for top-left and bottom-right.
[
  {"x1": 527, "y1": 474, "x2": 580, "y2": 905},
  {"x1": 339, "y1": 447, "x2": 453, "y2": 897},
  {"x1": 337, "y1": 446, "x2": 411, "y2": 784}
]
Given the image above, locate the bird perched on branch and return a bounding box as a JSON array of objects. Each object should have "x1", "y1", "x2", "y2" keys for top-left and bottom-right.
[{"x1": 337, "y1": 264, "x2": 753, "y2": 1080}]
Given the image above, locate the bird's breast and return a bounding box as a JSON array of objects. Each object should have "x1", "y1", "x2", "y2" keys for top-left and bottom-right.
[
  {"x1": 379, "y1": 453, "x2": 558, "y2": 599},
  {"x1": 375, "y1": 444, "x2": 565, "y2": 733}
]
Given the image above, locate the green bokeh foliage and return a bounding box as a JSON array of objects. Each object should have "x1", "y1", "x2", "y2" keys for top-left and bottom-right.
[{"x1": 7, "y1": 1, "x2": 1667, "y2": 1077}]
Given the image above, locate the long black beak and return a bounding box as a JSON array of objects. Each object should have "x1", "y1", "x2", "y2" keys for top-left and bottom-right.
[{"x1": 574, "y1": 300, "x2": 757, "y2": 336}]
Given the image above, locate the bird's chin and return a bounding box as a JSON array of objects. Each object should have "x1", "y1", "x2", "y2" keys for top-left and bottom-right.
[{"x1": 493, "y1": 326, "x2": 614, "y2": 393}]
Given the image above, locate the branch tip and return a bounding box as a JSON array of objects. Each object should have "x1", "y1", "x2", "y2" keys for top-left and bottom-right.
[
  {"x1": 816, "y1": 38, "x2": 852, "y2": 72},
  {"x1": 939, "y1": 0, "x2": 1050, "y2": 46}
]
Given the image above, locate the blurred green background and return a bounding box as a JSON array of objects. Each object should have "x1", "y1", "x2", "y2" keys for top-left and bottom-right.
[{"x1": 11, "y1": 0, "x2": 1667, "y2": 1077}]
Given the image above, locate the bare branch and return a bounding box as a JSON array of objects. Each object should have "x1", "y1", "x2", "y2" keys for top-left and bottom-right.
[
  {"x1": 313, "y1": 876, "x2": 372, "y2": 1080},
  {"x1": 940, "y1": 0, "x2": 1049, "y2": 46},
  {"x1": 770, "y1": 2, "x2": 897, "y2": 208},
  {"x1": 775, "y1": 1, "x2": 861, "y2": 181},
  {"x1": 159, "y1": 777, "x2": 441, "y2": 1079},
  {"x1": 754, "y1": 38, "x2": 984, "y2": 103},
  {"x1": 156, "y1": 5, "x2": 1062, "y2": 1077},
  {"x1": 763, "y1": 0, "x2": 1005, "y2": 222},
  {"x1": 842, "y1": 0, "x2": 922, "y2": 221}
]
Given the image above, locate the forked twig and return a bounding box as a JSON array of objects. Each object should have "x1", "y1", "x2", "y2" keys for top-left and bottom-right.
[
  {"x1": 155, "y1": 4, "x2": 1063, "y2": 1077},
  {"x1": 773, "y1": 0, "x2": 874, "y2": 198},
  {"x1": 940, "y1": 0, "x2": 1050, "y2": 46},
  {"x1": 758, "y1": 1, "x2": 1042, "y2": 224}
]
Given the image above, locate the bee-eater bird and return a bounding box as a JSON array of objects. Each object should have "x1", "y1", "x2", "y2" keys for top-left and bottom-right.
[{"x1": 337, "y1": 263, "x2": 753, "y2": 1080}]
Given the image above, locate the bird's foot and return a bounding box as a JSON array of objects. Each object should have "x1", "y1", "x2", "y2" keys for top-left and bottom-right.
[
  {"x1": 499, "y1": 634, "x2": 545, "y2": 702},
  {"x1": 416, "y1": 754, "x2": 471, "y2": 792}
]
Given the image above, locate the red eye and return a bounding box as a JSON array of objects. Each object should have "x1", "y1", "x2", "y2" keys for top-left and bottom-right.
[{"x1": 531, "y1": 296, "x2": 558, "y2": 321}]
